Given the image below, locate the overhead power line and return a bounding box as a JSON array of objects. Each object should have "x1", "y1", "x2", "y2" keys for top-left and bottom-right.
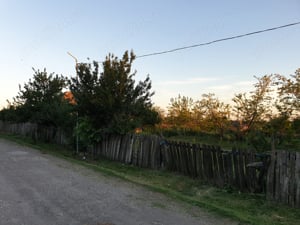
[{"x1": 136, "y1": 21, "x2": 300, "y2": 58}]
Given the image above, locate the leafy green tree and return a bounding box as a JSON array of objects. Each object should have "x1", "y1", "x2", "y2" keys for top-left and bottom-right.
[
  {"x1": 232, "y1": 75, "x2": 273, "y2": 138},
  {"x1": 11, "y1": 68, "x2": 73, "y2": 128},
  {"x1": 166, "y1": 95, "x2": 194, "y2": 131},
  {"x1": 275, "y1": 68, "x2": 300, "y2": 117},
  {"x1": 70, "y1": 51, "x2": 158, "y2": 138},
  {"x1": 0, "y1": 103, "x2": 19, "y2": 122},
  {"x1": 263, "y1": 69, "x2": 300, "y2": 150},
  {"x1": 197, "y1": 93, "x2": 230, "y2": 140}
]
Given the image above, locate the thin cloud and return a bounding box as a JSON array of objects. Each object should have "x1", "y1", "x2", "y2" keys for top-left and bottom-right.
[
  {"x1": 199, "y1": 79, "x2": 253, "y2": 91},
  {"x1": 209, "y1": 84, "x2": 232, "y2": 90},
  {"x1": 157, "y1": 77, "x2": 218, "y2": 85},
  {"x1": 234, "y1": 81, "x2": 254, "y2": 86}
]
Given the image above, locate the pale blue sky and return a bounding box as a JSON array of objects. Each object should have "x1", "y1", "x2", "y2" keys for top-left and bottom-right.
[{"x1": 1, "y1": 0, "x2": 300, "y2": 109}]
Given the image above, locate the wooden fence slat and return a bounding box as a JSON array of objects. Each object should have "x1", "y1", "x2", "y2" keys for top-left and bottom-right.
[
  {"x1": 195, "y1": 145, "x2": 203, "y2": 179},
  {"x1": 238, "y1": 149, "x2": 247, "y2": 191},
  {"x1": 191, "y1": 144, "x2": 198, "y2": 178},
  {"x1": 280, "y1": 151, "x2": 288, "y2": 204},
  {"x1": 268, "y1": 151, "x2": 276, "y2": 199},
  {"x1": 274, "y1": 151, "x2": 280, "y2": 202},
  {"x1": 216, "y1": 148, "x2": 225, "y2": 187},
  {"x1": 232, "y1": 148, "x2": 240, "y2": 189},
  {"x1": 202, "y1": 145, "x2": 213, "y2": 182},
  {"x1": 288, "y1": 152, "x2": 296, "y2": 206},
  {"x1": 295, "y1": 152, "x2": 300, "y2": 207}
]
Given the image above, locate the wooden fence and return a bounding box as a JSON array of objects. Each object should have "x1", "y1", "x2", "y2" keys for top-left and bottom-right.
[
  {"x1": 266, "y1": 151, "x2": 300, "y2": 207},
  {"x1": 0, "y1": 121, "x2": 68, "y2": 145},
  {"x1": 164, "y1": 141, "x2": 270, "y2": 193},
  {"x1": 92, "y1": 136, "x2": 269, "y2": 193},
  {"x1": 1, "y1": 121, "x2": 299, "y2": 207},
  {"x1": 94, "y1": 136, "x2": 299, "y2": 207},
  {"x1": 92, "y1": 134, "x2": 162, "y2": 169}
]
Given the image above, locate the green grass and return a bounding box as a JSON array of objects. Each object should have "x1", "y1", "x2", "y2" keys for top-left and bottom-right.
[{"x1": 1, "y1": 133, "x2": 300, "y2": 225}]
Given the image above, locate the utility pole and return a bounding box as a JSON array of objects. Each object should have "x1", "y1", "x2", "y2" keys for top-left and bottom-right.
[{"x1": 67, "y1": 52, "x2": 79, "y2": 155}]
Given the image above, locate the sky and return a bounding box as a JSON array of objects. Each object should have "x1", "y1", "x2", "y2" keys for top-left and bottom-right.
[{"x1": 0, "y1": 0, "x2": 300, "y2": 110}]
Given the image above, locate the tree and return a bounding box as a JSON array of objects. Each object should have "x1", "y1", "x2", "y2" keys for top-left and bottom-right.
[
  {"x1": 275, "y1": 68, "x2": 300, "y2": 117},
  {"x1": 232, "y1": 75, "x2": 273, "y2": 138},
  {"x1": 197, "y1": 93, "x2": 230, "y2": 140},
  {"x1": 70, "y1": 51, "x2": 158, "y2": 138},
  {"x1": 166, "y1": 95, "x2": 194, "y2": 131},
  {"x1": 10, "y1": 68, "x2": 73, "y2": 128}
]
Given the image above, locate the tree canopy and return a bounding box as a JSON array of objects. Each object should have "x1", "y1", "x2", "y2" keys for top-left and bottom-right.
[
  {"x1": 1, "y1": 68, "x2": 73, "y2": 128},
  {"x1": 70, "y1": 51, "x2": 159, "y2": 137}
]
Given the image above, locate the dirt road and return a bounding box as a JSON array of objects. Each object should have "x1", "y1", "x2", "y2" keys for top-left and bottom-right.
[{"x1": 0, "y1": 139, "x2": 237, "y2": 225}]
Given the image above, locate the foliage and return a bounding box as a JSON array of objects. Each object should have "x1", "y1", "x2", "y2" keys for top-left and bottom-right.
[
  {"x1": 232, "y1": 75, "x2": 273, "y2": 136},
  {"x1": 74, "y1": 116, "x2": 100, "y2": 150},
  {"x1": 164, "y1": 93, "x2": 231, "y2": 139},
  {"x1": 275, "y1": 68, "x2": 300, "y2": 117},
  {"x1": 166, "y1": 95, "x2": 194, "y2": 130},
  {"x1": 0, "y1": 68, "x2": 74, "y2": 130},
  {"x1": 161, "y1": 70, "x2": 300, "y2": 151},
  {"x1": 70, "y1": 51, "x2": 159, "y2": 138},
  {"x1": 195, "y1": 93, "x2": 230, "y2": 140}
]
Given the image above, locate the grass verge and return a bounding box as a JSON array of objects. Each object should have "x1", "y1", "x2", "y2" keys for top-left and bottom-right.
[{"x1": 1, "y1": 133, "x2": 299, "y2": 225}]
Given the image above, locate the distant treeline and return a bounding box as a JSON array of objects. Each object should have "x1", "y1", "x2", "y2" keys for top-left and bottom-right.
[
  {"x1": 156, "y1": 70, "x2": 300, "y2": 151},
  {"x1": 0, "y1": 50, "x2": 299, "y2": 151}
]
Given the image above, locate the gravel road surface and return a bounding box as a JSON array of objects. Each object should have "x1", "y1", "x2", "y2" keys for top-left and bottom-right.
[{"x1": 0, "y1": 139, "x2": 237, "y2": 225}]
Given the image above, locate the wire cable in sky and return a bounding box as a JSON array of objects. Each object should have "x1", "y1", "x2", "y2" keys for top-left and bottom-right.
[{"x1": 136, "y1": 21, "x2": 300, "y2": 58}]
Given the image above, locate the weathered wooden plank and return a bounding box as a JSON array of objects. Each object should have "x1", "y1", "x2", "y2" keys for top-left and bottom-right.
[
  {"x1": 178, "y1": 142, "x2": 186, "y2": 174},
  {"x1": 295, "y1": 152, "x2": 300, "y2": 207},
  {"x1": 164, "y1": 141, "x2": 172, "y2": 170},
  {"x1": 142, "y1": 136, "x2": 151, "y2": 168},
  {"x1": 168, "y1": 141, "x2": 176, "y2": 171},
  {"x1": 131, "y1": 135, "x2": 138, "y2": 166},
  {"x1": 185, "y1": 143, "x2": 193, "y2": 176},
  {"x1": 238, "y1": 149, "x2": 247, "y2": 191},
  {"x1": 190, "y1": 144, "x2": 197, "y2": 178},
  {"x1": 222, "y1": 152, "x2": 229, "y2": 185},
  {"x1": 119, "y1": 135, "x2": 127, "y2": 162},
  {"x1": 288, "y1": 152, "x2": 296, "y2": 206},
  {"x1": 202, "y1": 145, "x2": 213, "y2": 182},
  {"x1": 184, "y1": 142, "x2": 191, "y2": 175},
  {"x1": 195, "y1": 144, "x2": 203, "y2": 179},
  {"x1": 162, "y1": 141, "x2": 170, "y2": 170},
  {"x1": 216, "y1": 147, "x2": 225, "y2": 187},
  {"x1": 137, "y1": 136, "x2": 143, "y2": 167},
  {"x1": 177, "y1": 142, "x2": 184, "y2": 174},
  {"x1": 201, "y1": 145, "x2": 208, "y2": 180},
  {"x1": 168, "y1": 142, "x2": 175, "y2": 171},
  {"x1": 232, "y1": 147, "x2": 240, "y2": 189},
  {"x1": 245, "y1": 150, "x2": 257, "y2": 192},
  {"x1": 125, "y1": 135, "x2": 133, "y2": 164},
  {"x1": 280, "y1": 151, "x2": 289, "y2": 204},
  {"x1": 154, "y1": 136, "x2": 162, "y2": 169},
  {"x1": 173, "y1": 141, "x2": 179, "y2": 171},
  {"x1": 210, "y1": 146, "x2": 217, "y2": 184},
  {"x1": 274, "y1": 151, "x2": 281, "y2": 202}
]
